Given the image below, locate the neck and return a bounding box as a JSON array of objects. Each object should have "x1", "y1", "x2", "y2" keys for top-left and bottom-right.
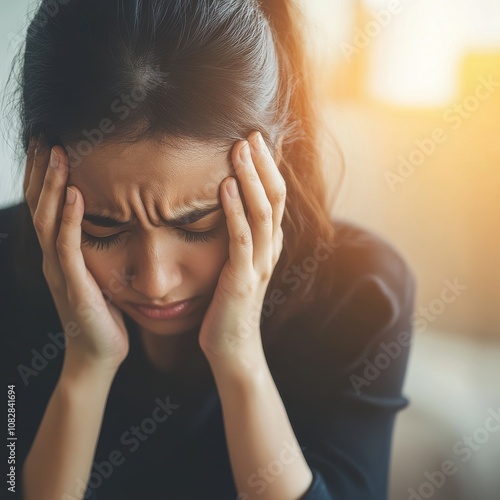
[{"x1": 138, "y1": 324, "x2": 207, "y2": 375}]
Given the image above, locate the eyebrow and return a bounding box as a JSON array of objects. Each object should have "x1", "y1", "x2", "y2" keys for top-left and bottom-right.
[{"x1": 83, "y1": 202, "x2": 223, "y2": 228}]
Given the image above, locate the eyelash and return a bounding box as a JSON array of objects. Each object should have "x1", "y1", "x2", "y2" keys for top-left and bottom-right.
[{"x1": 81, "y1": 227, "x2": 220, "y2": 251}]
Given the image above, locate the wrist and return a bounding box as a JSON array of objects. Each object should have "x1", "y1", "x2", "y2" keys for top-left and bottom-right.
[
  {"x1": 61, "y1": 350, "x2": 119, "y2": 389},
  {"x1": 205, "y1": 342, "x2": 269, "y2": 386}
]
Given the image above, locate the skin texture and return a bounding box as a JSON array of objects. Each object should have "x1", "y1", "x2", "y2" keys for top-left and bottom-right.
[
  {"x1": 24, "y1": 133, "x2": 283, "y2": 373},
  {"x1": 66, "y1": 138, "x2": 236, "y2": 372}
]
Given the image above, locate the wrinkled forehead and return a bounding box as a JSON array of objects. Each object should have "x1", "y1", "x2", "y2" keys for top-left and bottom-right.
[{"x1": 66, "y1": 138, "x2": 235, "y2": 209}]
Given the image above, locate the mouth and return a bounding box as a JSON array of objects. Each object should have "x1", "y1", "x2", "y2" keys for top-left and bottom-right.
[{"x1": 129, "y1": 297, "x2": 199, "y2": 320}]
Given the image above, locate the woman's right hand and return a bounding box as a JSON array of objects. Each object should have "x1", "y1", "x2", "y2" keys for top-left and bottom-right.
[{"x1": 24, "y1": 138, "x2": 130, "y2": 376}]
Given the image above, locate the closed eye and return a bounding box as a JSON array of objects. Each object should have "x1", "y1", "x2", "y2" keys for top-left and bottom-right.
[
  {"x1": 81, "y1": 231, "x2": 123, "y2": 251},
  {"x1": 81, "y1": 226, "x2": 221, "y2": 250}
]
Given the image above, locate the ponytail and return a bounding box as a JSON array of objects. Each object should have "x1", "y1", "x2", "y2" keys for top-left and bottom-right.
[{"x1": 256, "y1": 0, "x2": 345, "y2": 342}]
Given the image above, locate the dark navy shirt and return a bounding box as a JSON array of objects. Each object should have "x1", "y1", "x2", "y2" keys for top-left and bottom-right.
[{"x1": 1, "y1": 201, "x2": 416, "y2": 500}]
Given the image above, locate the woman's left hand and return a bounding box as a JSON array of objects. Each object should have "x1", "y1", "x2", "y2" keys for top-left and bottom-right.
[{"x1": 198, "y1": 131, "x2": 286, "y2": 371}]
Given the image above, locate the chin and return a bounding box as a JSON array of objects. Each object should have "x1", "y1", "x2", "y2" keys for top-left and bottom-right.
[{"x1": 142, "y1": 318, "x2": 202, "y2": 336}]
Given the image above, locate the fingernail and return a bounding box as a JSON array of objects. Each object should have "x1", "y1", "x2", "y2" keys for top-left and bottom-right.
[
  {"x1": 50, "y1": 148, "x2": 60, "y2": 169},
  {"x1": 239, "y1": 141, "x2": 251, "y2": 165},
  {"x1": 227, "y1": 179, "x2": 239, "y2": 199},
  {"x1": 66, "y1": 187, "x2": 76, "y2": 204}
]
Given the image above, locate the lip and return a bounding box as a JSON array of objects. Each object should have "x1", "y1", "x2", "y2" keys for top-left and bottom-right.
[{"x1": 130, "y1": 298, "x2": 198, "y2": 320}]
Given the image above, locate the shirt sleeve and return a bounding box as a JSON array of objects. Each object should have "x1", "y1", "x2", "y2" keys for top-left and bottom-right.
[{"x1": 273, "y1": 226, "x2": 417, "y2": 500}]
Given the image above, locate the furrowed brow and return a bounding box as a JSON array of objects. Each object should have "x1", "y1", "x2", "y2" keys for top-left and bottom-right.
[{"x1": 83, "y1": 203, "x2": 223, "y2": 228}]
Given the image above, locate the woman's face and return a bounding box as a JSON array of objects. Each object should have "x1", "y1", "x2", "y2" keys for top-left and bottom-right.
[{"x1": 66, "y1": 137, "x2": 234, "y2": 337}]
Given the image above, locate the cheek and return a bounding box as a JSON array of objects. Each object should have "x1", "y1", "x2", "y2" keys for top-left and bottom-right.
[
  {"x1": 81, "y1": 249, "x2": 127, "y2": 293},
  {"x1": 188, "y1": 235, "x2": 230, "y2": 283}
]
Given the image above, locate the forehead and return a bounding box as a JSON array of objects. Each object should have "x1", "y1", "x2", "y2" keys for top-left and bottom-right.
[{"x1": 66, "y1": 138, "x2": 235, "y2": 209}]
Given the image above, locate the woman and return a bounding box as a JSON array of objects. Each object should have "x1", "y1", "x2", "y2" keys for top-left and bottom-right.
[{"x1": 0, "y1": 0, "x2": 416, "y2": 499}]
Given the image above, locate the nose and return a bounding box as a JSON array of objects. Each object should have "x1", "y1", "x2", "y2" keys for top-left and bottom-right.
[{"x1": 128, "y1": 237, "x2": 183, "y2": 301}]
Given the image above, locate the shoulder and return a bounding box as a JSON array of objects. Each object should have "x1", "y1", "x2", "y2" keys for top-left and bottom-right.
[
  {"x1": 323, "y1": 218, "x2": 416, "y2": 342},
  {"x1": 291, "y1": 217, "x2": 416, "y2": 347},
  {"x1": 329, "y1": 218, "x2": 416, "y2": 301},
  {"x1": 0, "y1": 201, "x2": 24, "y2": 299},
  {"x1": 268, "y1": 217, "x2": 416, "y2": 402},
  {"x1": 0, "y1": 200, "x2": 49, "y2": 303},
  {"x1": 320, "y1": 218, "x2": 417, "y2": 374},
  {"x1": 1, "y1": 200, "x2": 61, "y2": 364},
  {"x1": 275, "y1": 221, "x2": 417, "y2": 500},
  {"x1": 276, "y1": 217, "x2": 416, "y2": 335}
]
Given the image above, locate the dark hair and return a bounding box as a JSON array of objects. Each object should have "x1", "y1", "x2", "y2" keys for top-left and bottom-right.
[{"x1": 6, "y1": 0, "x2": 345, "y2": 343}]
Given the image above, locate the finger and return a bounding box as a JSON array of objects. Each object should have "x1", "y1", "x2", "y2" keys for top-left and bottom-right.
[
  {"x1": 232, "y1": 140, "x2": 273, "y2": 267},
  {"x1": 247, "y1": 133, "x2": 286, "y2": 270},
  {"x1": 33, "y1": 146, "x2": 69, "y2": 261},
  {"x1": 25, "y1": 139, "x2": 51, "y2": 218},
  {"x1": 248, "y1": 131, "x2": 287, "y2": 235},
  {"x1": 57, "y1": 186, "x2": 94, "y2": 304},
  {"x1": 272, "y1": 225, "x2": 285, "y2": 265},
  {"x1": 23, "y1": 137, "x2": 39, "y2": 197},
  {"x1": 222, "y1": 177, "x2": 253, "y2": 273}
]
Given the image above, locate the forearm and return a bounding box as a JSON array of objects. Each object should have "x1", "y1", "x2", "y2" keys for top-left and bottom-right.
[
  {"x1": 23, "y1": 358, "x2": 117, "y2": 500},
  {"x1": 208, "y1": 346, "x2": 314, "y2": 500}
]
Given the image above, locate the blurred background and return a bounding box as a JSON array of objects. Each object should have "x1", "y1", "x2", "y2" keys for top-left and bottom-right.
[
  {"x1": 298, "y1": 1, "x2": 500, "y2": 499},
  {"x1": 1, "y1": 1, "x2": 499, "y2": 499}
]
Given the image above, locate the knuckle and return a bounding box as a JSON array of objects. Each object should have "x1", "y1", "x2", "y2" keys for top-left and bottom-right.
[
  {"x1": 33, "y1": 213, "x2": 51, "y2": 236},
  {"x1": 274, "y1": 184, "x2": 287, "y2": 204},
  {"x1": 259, "y1": 267, "x2": 272, "y2": 282},
  {"x1": 255, "y1": 204, "x2": 273, "y2": 225},
  {"x1": 236, "y1": 228, "x2": 252, "y2": 246},
  {"x1": 42, "y1": 171, "x2": 60, "y2": 190}
]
